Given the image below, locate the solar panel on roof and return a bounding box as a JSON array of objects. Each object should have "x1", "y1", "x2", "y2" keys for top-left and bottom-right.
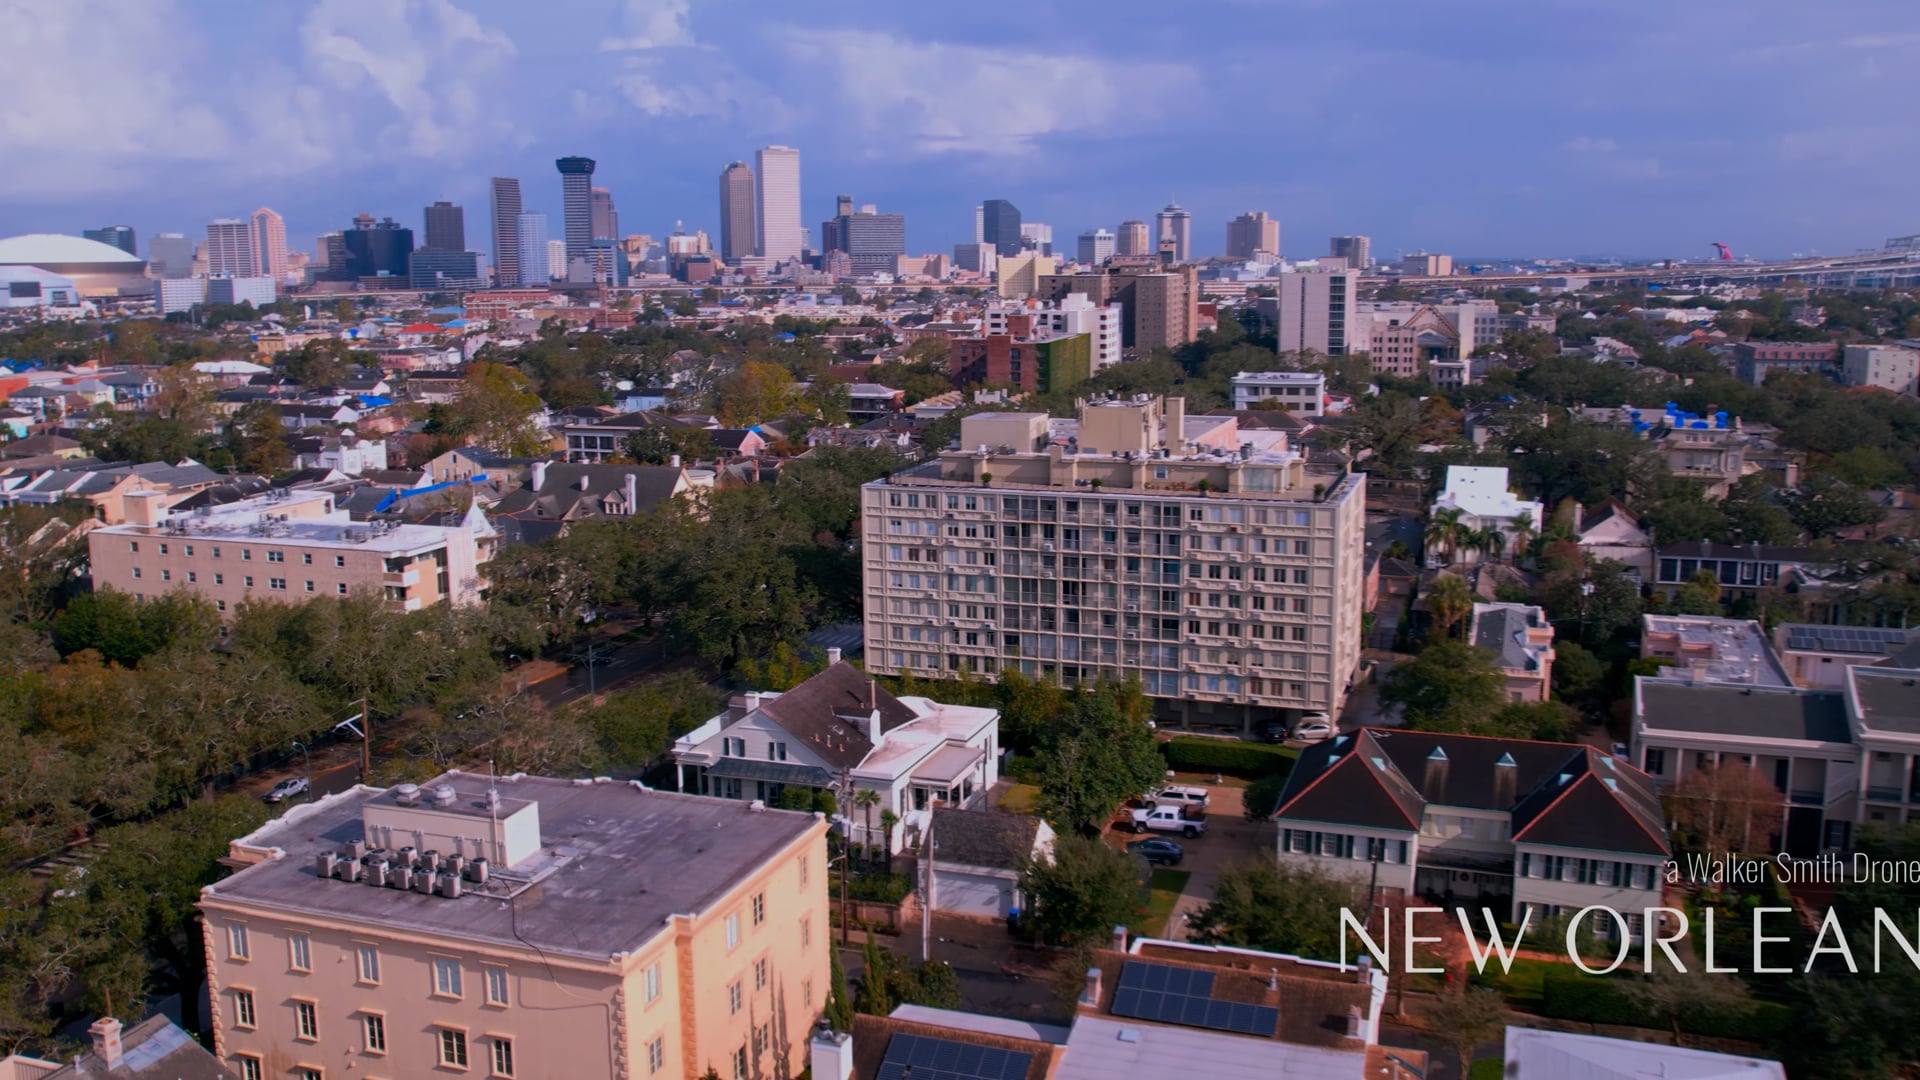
[
  {"x1": 1111, "y1": 961, "x2": 1280, "y2": 1037},
  {"x1": 876, "y1": 1034, "x2": 1033, "y2": 1080}
]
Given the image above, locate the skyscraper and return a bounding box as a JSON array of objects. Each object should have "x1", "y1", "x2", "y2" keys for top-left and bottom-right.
[
  {"x1": 514, "y1": 213, "x2": 549, "y2": 286},
  {"x1": 754, "y1": 145, "x2": 802, "y2": 261},
  {"x1": 489, "y1": 177, "x2": 523, "y2": 286},
  {"x1": 1076, "y1": 228, "x2": 1115, "y2": 266},
  {"x1": 974, "y1": 205, "x2": 985, "y2": 244},
  {"x1": 1329, "y1": 235, "x2": 1372, "y2": 270},
  {"x1": 423, "y1": 201, "x2": 465, "y2": 251},
  {"x1": 556, "y1": 156, "x2": 596, "y2": 260},
  {"x1": 826, "y1": 201, "x2": 906, "y2": 275},
  {"x1": 590, "y1": 188, "x2": 617, "y2": 243},
  {"x1": 547, "y1": 239, "x2": 568, "y2": 280},
  {"x1": 250, "y1": 208, "x2": 288, "y2": 279},
  {"x1": 981, "y1": 199, "x2": 1021, "y2": 257},
  {"x1": 82, "y1": 226, "x2": 136, "y2": 255},
  {"x1": 147, "y1": 233, "x2": 193, "y2": 278},
  {"x1": 718, "y1": 161, "x2": 755, "y2": 262},
  {"x1": 341, "y1": 217, "x2": 413, "y2": 279},
  {"x1": 205, "y1": 219, "x2": 255, "y2": 277},
  {"x1": 1116, "y1": 220, "x2": 1151, "y2": 257},
  {"x1": 1155, "y1": 203, "x2": 1191, "y2": 262},
  {"x1": 1225, "y1": 211, "x2": 1280, "y2": 260}
]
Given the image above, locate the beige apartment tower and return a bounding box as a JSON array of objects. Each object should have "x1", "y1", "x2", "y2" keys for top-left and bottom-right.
[
  {"x1": 1225, "y1": 211, "x2": 1280, "y2": 260},
  {"x1": 861, "y1": 396, "x2": 1367, "y2": 731},
  {"x1": 201, "y1": 773, "x2": 831, "y2": 1080}
]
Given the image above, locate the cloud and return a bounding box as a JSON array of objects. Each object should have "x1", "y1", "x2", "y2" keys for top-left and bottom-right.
[
  {"x1": 1563, "y1": 135, "x2": 1660, "y2": 181},
  {"x1": 785, "y1": 30, "x2": 1201, "y2": 156},
  {"x1": 600, "y1": 0, "x2": 694, "y2": 51},
  {"x1": 1740, "y1": 31, "x2": 1920, "y2": 61}
]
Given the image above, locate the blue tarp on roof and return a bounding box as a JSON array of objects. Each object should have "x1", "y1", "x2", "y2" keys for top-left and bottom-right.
[
  {"x1": 443, "y1": 319, "x2": 469, "y2": 328},
  {"x1": 355, "y1": 395, "x2": 394, "y2": 408},
  {"x1": 429, "y1": 306, "x2": 465, "y2": 316}
]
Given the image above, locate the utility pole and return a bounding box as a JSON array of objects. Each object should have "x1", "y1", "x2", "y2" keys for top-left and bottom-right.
[
  {"x1": 346, "y1": 697, "x2": 371, "y2": 782},
  {"x1": 921, "y1": 819, "x2": 936, "y2": 964}
]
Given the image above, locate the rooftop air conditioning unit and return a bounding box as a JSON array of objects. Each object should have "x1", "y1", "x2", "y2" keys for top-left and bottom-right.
[
  {"x1": 413, "y1": 869, "x2": 436, "y2": 894},
  {"x1": 436, "y1": 873, "x2": 463, "y2": 899},
  {"x1": 466, "y1": 857, "x2": 490, "y2": 885},
  {"x1": 315, "y1": 852, "x2": 339, "y2": 879}
]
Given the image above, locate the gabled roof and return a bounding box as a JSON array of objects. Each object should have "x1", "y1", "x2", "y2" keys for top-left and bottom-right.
[
  {"x1": 1579, "y1": 497, "x2": 1640, "y2": 535},
  {"x1": 752, "y1": 662, "x2": 917, "y2": 771},
  {"x1": 929, "y1": 809, "x2": 1041, "y2": 871},
  {"x1": 489, "y1": 464, "x2": 685, "y2": 524},
  {"x1": 41, "y1": 1014, "x2": 238, "y2": 1079},
  {"x1": 1272, "y1": 730, "x2": 1423, "y2": 831},
  {"x1": 1509, "y1": 748, "x2": 1668, "y2": 856}
]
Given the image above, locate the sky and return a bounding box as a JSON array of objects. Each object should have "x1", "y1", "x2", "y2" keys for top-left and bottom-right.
[{"x1": 4, "y1": 0, "x2": 1919, "y2": 264}]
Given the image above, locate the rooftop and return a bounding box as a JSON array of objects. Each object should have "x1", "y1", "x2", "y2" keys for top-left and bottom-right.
[
  {"x1": 1504, "y1": 1027, "x2": 1783, "y2": 1080},
  {"x1": 1849, "y1": 667, "x2": 1920, "y2": 737},
  {"x1": 1641, "y1": 615, "x2": 1792, "y2": 687},
  {"x1": 205, "y1": 773, "x2": 823, "y2": 963},
  {"x1": 1636, "y1": 681, "x2": 1852, "y2": 745},
  {"x1": 1471, "y1": 602, "x2": 1551, "y2": 673},
  {"x1": 1780, "y1": 623, "x2": 1917, "y2": 657},
  {"x1": 97, "y1": 490, "x2": 467, "y2": 555},
  {"x1": 0, "y1": 233, "x2": 146, "y2": 267}
]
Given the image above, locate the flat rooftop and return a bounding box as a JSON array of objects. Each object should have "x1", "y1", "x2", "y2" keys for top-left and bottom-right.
[
  {"x1": 207, "y1": 773, "x2": 822, "y2": 962},
  {"x1": 1852, "y1": 668, "x2": 1920, "y2": 736},
  {"x1": 1642, "y1": 615, "x2": 1791, "y2": 687},
  {"x1": 1637, "y1": 681, "x2": 1852, "y2": 745}
]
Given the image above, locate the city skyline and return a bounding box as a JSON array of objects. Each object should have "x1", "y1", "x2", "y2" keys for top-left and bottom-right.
[{"x1": 3, "y1": 1, "x2": 1917, "y2": 261}]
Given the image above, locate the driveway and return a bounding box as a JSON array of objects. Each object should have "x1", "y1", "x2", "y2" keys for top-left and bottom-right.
[{"x1": 1106, "y1": 782, "x2": 1273, "y2": 943}]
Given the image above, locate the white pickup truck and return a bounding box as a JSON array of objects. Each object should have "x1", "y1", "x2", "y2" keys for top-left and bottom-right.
[{"x1": 1129, "y1": 804, "x2": 1206, "y2": 838}]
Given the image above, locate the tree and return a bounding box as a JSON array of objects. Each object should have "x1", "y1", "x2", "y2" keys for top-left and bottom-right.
[
  {"x1": 576, "y1": 670, "x2": 719, "y2": 773},
  {"x1": 825, "y1": 946, "x2": 855, "y2": 1031},
  {"x1": 279, "y1": 338, "x2": 356, "y2": 387},
  {"x1": 623, "y1": 424, "x2": 714, "y2": 465},
  {"x1": 1422, "y1": 574, "x2": 1474, "y2": 640},
  {"x1": 1667, "y1": 762, "x2": 1786, "y2": 859},
  {"x1": 1243, "y1": 773, "x2": 1289, "y2": 821},
  {"x1": 225, "y1": 400, "x2": 292, "y2": 473},
  {"x1": 1381, "y1": 640, "x2": 1505, "y2": 733},
  {"x1": 853, "y1": 788, "x2": 882, "y2": 861},
  {"x1": 1550, "y1": 640, "x2": 1604, "y2": 704},
  {"x1": 1423, "y1": 508, "x2": 1469, "y2": 566},
  {"x1": 1019, "y1": 835, "x2": 1146, "y2": 947},
  {"x1": 50, "y1": 589, "x2": 219, "y2": 666},
  {"x1": 437, "y1": 362, "x2": 548, "y2": 456},
  {"x1": 1782, "y1": 474, "x2": 1885, "y2": 539},
  {"x1": 714, "y1": 359, "x2": 798, "y2": 426},
  {"x1": 1187, "y1": 862, "x2": 1357, "y2": 963},
  {"x1": 1487, "y1": 699, "x2": 1574, "y2": 741},
  {"x1": 1424, "y1": 987, "x2": 1508, "y2": 1073},
  {"x1": 1619, "y1": 963, "x2": 1753, "y2": 1045},
  {"x1": 1666, "y1": 568, "x2": 1724, "y2": 615},
  {"x1": 1032, "y1": 687, "x2": 1164, "y2": 835}
]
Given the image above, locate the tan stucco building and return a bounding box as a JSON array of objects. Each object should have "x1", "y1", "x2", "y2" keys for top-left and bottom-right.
[{"x1": 200, "y1": 773, "x2": 831, "y2": 1080}]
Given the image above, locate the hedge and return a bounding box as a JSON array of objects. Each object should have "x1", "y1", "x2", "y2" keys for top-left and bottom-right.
[
  {"x1": 1540, "y1": 972, "x2": 1790, "y2": 1042},
  {"x1": 1159, "y1": 738, "x2": 1299, "y2": 778}
]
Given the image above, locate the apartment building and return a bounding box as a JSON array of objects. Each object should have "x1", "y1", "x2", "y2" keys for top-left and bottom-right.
[
  {"x1": 860, "y1": 395, "x2": 1366, "y2": 731},
  {"x1": 1841, "y1": 343, "x2": 1920, "y2": 395},
  {"x1": 200, "y1": 772, "x2": 830, "y2": 1080},
  {"x1": 1427, "y1": 466, "x2": 1544, "y2": 567},
  {"x1": 1773, "y1": 623, "x2": 1920, "y2": 689},
  {"x1": 1470, "y1": 602, "x2": 1555, "y2": 703},
  {"x1": 1273, "y1": 728, "x2": 1670, "y2": 942},
  {"x1": 1229, "y1": 371, "x2": 1325, "y2": 416},
  {"x1": 671, "y1": 658, "x2": 1000, "y2": 852},
  {"x1": 985, "y1": 295, "x2": 1123, "y2": 371},
  {"x1": 1035, "y1": 266, "x2": 1199, "y2": 352},
  {"x1": 1732, "y1": 341, "x2": 1840, "y2": 385},
  {"x1": 87, "y1": 489, "x2": 489, "y2": 617},
  {"x1": 1254, "y1": 269, "x2": 1358, "y2": 357},
  {"x1": 949, "y1": 313, "x2": 1095, "y2": 394}
]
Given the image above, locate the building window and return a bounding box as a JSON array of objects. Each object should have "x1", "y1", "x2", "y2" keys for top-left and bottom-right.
[
  {"x1": 129, "y1": 541, "x2": 139, "y2": 553},
  {"x1": 751, "y1": 893, "x2": 765, "y2": 926},
  {"x1": 267, "y1": 550, "x2": 284, "y2": 563},
  {"x1": 438, "y1": 1029, "x2": 469, "y2": 1069},
  {"x1": 269, "y1": 577, "x2": 286, "y2": 590},
  {"x1": 214, "y1": 573, "x2": 224, "y2": 585},
  {"x1": 356, "y1": 944, "x2": 380, "y2": 984},
  {"x1": 490, "y1": 1038, "x2": 515, "y2": 1077},
  {"x1": 232, "y1": 988, "x2": 256, "y2": 1029},
  {"x1": 754, "y1": 956, "x2": 768, "y2": 990},
  {"x1": 1644, "y1": 748, "x2": 1665, "y2": 776},
  {"x1": 295, "y1": 1067, "x2": 321, "y2": 1080},
  {"x1": 804, "y1": 977, "x2": 814, "y2": 1007},
  {"x1": 726, "y1": 913, "x2": 740, "y2": 950},
  {"x1": 288, "y1": 932, "x2": 311, "y2": 972},
  {"x1": 801, "y1": 917, "x2": 811, "y2": 949},
  {"x1": 798, "y1": 854, "x2": 809, "y2": 887},
  {"x1": 337, "y1": 583, "x2": 348, "y2": 594},
  {"x1": 305, "y1": 580, "x2": 315, "y2": 592},
  {"x1": 335, "y1": 555, "x2": 346, "y2": 567},
  {"x1": 643, "y1": 963, "x2": 661, "y2": 1003},
  {"x1": 434, "y1": 957, "x2": 464, "y2": 998},
  {"x1": 227, "y1": 923, "x2": 250, "y2": 960},
  {"x1": 131, "y1": 567, "x2": 141, "y2": 579},
  {"x1": 733, "y1": 1045, "x2": 748, "y2": 1079},
  {"x1": 729, "y1": 979, "x2": 743, "y2": 1014},
  {"x1": 647, "y1": 1037, "x2": 665, "y2": 1074},
  {"x1": 160, "y1": 569, "x2": 171, "y2": 581},
  {"x1": 233, "y1": 1055, "x2": 262, "y2": 1080},
  {"x1": 303, "y1": 552, "x2": 313, "y2": 564},
  {"x1": 485, "y1": 966, "x2": 510, "y2": 1007},
  {"x1": 243, "y1": 576, "x2": 254, "y2": 588},
  {"x1": 294, "y1": 1000, "x2": 318, "y2": 1041},
  {"x1": 242, "y1": 549, "x2": 252, "y2": 561},
  {"x1": 362, "y1": 1013, "x2": 386, "y2": 1054}
]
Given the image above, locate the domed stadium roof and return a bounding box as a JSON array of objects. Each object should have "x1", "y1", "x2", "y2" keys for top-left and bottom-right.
[{"x1": 0, "y1": 233, "x2": 146, "y2": 268}]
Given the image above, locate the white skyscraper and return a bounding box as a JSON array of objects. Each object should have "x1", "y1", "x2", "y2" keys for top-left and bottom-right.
[
  {"x1": 974, "y1": 204, "x2": 984, "y2": 244},
  {"x1": 514, "y1": 212, "x2": 549, "y2": 286},
  {"x1": 249, "y1": 208, "x2": 288, "y2": 280},
  {"x1": 1077, "y1": 228, "x2": 1115, "y2": 266},
  {"x1": 754, "y1": 145, "x2": 802, "y2": 261},
  {"x1": 547, "y1": 239, "x2": 568, "y2": 280},
  {"x1": 205, "y1": 219, "x2": 255, "y2": 277}
]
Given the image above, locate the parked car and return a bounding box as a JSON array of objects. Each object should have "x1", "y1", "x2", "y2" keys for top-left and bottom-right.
[
  {"x1": 264, "y1": 776, "x2": 310, "y2": 803},
  {"x1": 1292, "y1": 717, "x2": 1335, "y2": 742},
  {"x1": 1130, "y1": 804, "x2": 1206, "y2": 838},
  {"x1": 1149, "y1": 784, "x2": 1210, "y2": 810},
  {"x1": 1261, "y1": 722, "x2": 1289, "y2": 743},
  {"x1": 1126, "y1": 838, "x2": 1186, "y2": 866}
]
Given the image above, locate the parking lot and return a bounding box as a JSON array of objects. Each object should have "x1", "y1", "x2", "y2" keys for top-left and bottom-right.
[{"x1": 1102, "y1": 779, "x2": 1274, "y2": 941}]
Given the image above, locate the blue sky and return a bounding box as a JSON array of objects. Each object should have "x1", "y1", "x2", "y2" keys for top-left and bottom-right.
[{"x1": 5, "y1": 0, "x2": 1918, "y2": 263}]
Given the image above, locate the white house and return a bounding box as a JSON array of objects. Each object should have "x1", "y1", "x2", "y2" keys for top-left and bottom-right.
[
  {"x1": 928, "y1": 807, "x2": 1055, "y2": 919},
  {"x1": 1429, "y1": 465, "x2": 1544, "y2": 565},
  {"x1": 671, "y1": 658, "x2": 1000, "y2": 853},
  {"x1": 1230, "y1": 370, "x2": 1326, "y2": 416}
]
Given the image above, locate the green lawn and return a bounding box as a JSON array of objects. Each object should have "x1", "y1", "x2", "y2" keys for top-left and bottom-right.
[
  {"x1": 1131, "y1": 869, "x2": 1192, "y2": 938},
  {"x1": 996, "y1": 783, "x2": 1040, "y2": 813},
  {"x1": 1474, "y1": 957, "x2": 1561, "y2": 1008}
]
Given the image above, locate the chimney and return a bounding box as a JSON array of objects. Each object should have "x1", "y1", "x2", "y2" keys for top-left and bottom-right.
[
  {"x1": 810, "y1": 1026, "x2": 853, "y2": 1080},
  {"x1": 1344, "y1": 1005, "x2": 1364, "y2": 1040},
  {"x1": 530, "y1": 460, "x2": 549, "y2": 492},
  {"x1": 745, "y1": 691, "x2": 761, "y2": 713},
  {"x1": 868, "y1": 679, "x2": 877, "y2": 710},
  {"x1": 88, "y1": 1017, "x2": 123, "y2": 1069},
  {"x1": 827, "y1": 646, "x2": 842, "y2": 665},
  {"x1": 624, "y1": 471, "x2": 637, "y2": 509},
  {"x1": 868, "y1": 708, "x2": 882, "y2": 747},
  {"x1": 1164, "y1": 396, "x2": 1185, "y2": 448},
  {"x1": 1421, "y1": 746, "x2": 1449, "y2": 802},
  {"x1": 669, "y1": 454, "x2": 682, "y2": 468},
  {"x1": 578, "y1": 473, "x2": 589, "y2": 491},
  {"x1": 1082, "y1": 966, "x2": 1104, "y2": 1006},
  {"x1": 123, "y1": 489, "x2": 167, "y2": 527},
  {"x1": 1112, "y1": 925, "x2": 1128, "y2": 951}
]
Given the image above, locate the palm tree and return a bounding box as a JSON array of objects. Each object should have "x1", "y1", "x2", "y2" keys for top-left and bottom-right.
[
  {"x1": 1475, "y1": 524, "x2": 1507, "y2": 564},
  {"x1": 878, "y1": 809, "x2": 900, "y2": 871},
  {"x1": 1508, "y1": 517, "x2": 1538, "y2": 563},
  {"x1": 1425, "y1": 573, "x2": 1475, "y2": 641},
  {"x1": 1424, "y1": 507, "x2": 1468, "y2": 566},
  {"x1": 853, "y1": 788, "x2": 881, "y2": 864}
]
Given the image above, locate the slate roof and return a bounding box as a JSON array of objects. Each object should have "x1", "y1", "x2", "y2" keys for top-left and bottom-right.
[
  {"x1": 929, "y1": 809, "x2": 1040, "y2": 871},
  {"x1": 489, "y1": 463, "x2": 685, "y2": 524},
  {"x1": 1275, "y1": 728, "x2": 1670, "y2": 856},
  {"x1": 43, "y1": 1015, "x2": 237, "y2": 1079},
  {"x1": 1472, "y1": 603, "x2": 1548, "y2": 672},
  {"x1": 0, "y1": 434, "x2": 83, "y2": 458},
  {"x1": 754, "y1": 662, "x2": 917, "y2": 771},
  {"x1": 1637, "y1": 681, "x2": 1852, "y2": 744}
]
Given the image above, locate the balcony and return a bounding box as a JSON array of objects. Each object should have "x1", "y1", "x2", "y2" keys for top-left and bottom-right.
[
  {"x1": 383, "y1": 568, "x2": 420, "y2": 587},
  {"x1": 1789, "y1": 790, "x2": 1826, "y2": 806},
  {"x1": 1866, "y1": 785, "x2": 1906, "y2": 802}
]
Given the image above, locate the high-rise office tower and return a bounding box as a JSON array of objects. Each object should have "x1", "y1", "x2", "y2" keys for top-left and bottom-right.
[
  {"x1": 1329, "y1": 235, "x2": 1372, "y2": 270},
  {"x1": 205, "y1": 219, "x2": 255, "y2": 277},
  {"x1": 82, "y1": 226, "x2": 137, "y2": 255},
  {"x1": 981, "y1": 199, "x2": 1022, "y2": 258},
  {"x1": 717, "y1": 161, "x2": 755, "y2": 262},
  {"x1": 974, "y1": 205, "x2": 985, "y2": 244},
  {"x1": 1076, "y1": 228, "x2": 1115, "y2": 266},
  {"x1": 546, "y1": 239, "x2": 568, "y2": 280},
  {"x1": 1117, "y1": 220, "x2": 1151, "y2": 257},
  {"x1": 422, "y1": 201, "x2": 465, "y2": 251},
  {"x1": 250, "y1": 208, "x2": 288, "y2": 279},
  {"x1": 147, "y1": 233, "x2": 193, "y2": 278},
  {"x1": 555, "y1": 156, "x2": 596, "y2": 260},
  {"x1": 1226, "y1": 211, "x2": 1280, "y2": 260},
  {"x1": 826, "y1": 201, "x2": 906, "y2": 275},
  {"x1": 1155, "y1": 203, "x2": 1191, "y2": 263},
  {"x1": 1262, "y1": 268, "x2": 1359, "y2": 355},
  {"x1": 514, "y1": 213, "x2": 549, "y2": 286},
  {"x1": 317, "y1": 233, "x2": 348, "y2": 281},
  {"x1": 489, "y1": 177, "x2": 523, "y2": 286},
  {"x1": 341, "y1": 217, "x2": 413, "y2": 279},
  {"x1": 590, "y1": 188, "x2": 617, "y2": 243},
  {"x1": 1020, "y1": 223, "x2": 1053, "y2": 257},
  {"x1": 754, "y1": 145, "x2": 802, "y2": 261}
]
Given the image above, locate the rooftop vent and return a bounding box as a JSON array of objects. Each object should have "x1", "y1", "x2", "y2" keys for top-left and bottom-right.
[
  {"x1": 393, "y1": 783, "x2": 422, "y2": 807},
  {"x1": 429, "y1": 783, "x2": 457, "y2": 808}
]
